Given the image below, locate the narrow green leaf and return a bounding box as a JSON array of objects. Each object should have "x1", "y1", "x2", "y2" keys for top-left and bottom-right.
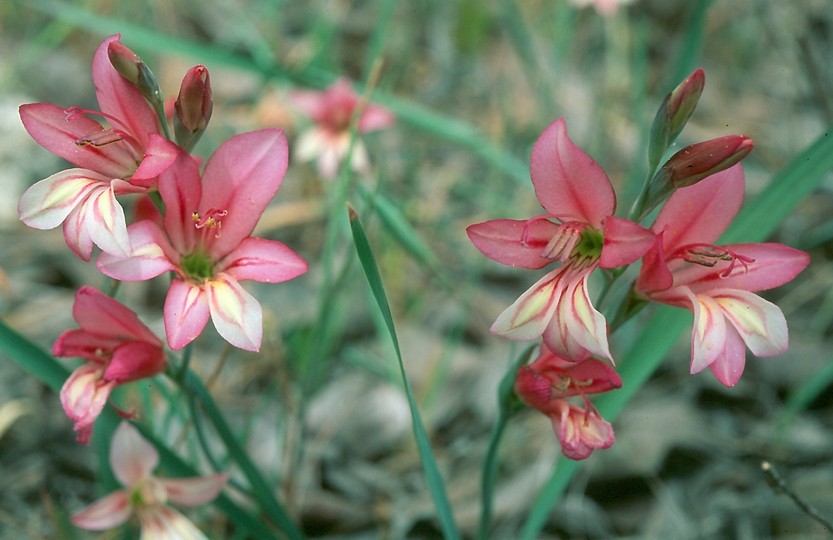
[
  {"x1": 0, "y1": 317, "x2": 69, "y2": 392},
  {"x1": 349, "y1": 206, "x2": 461, "y2": 540}
]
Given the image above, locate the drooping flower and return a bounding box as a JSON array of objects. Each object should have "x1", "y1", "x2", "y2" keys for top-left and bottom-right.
[
  {"x1": 514, "y1": 345, "x2": 621, "y2": 459},
  {"x1": 290, "y1": 77, "x2": 395, "y2": 179},
  {"x1": 72, "y1": 422, "x2": 227, "y2": 539},
  {"x1": 635, "y1": 164, "x2": 810, "y2": 386},
  {"x1": 18, "y1": 34, "x2": 177, "y2": 260},
  {"x1": 467, "y1": 118, "x2": 654, "y2": 360},
  {"x1": 54, "y1": 286, "x2": 166, "y2": 444},
  {"x1": 97, "y1": 129, "x2": 308, "y2": 352}
]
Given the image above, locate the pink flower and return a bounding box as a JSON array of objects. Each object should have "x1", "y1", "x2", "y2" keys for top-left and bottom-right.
[
  {"x1": 514, "y1": 345, "x2": 621, "y2": 459},
  {"x1": 72, "y1": 422, "x2": 227, "y2": 538},
  {"x1": 18, "y1": 34, "x2": 177, "y2": 260},
  {"x1": 97, "y1": 129, "x2": 308, "y2": 352},
  {"x1": 54, "y1": 286, "x2": 166, "y2": 444},
  {"x1": 290, "y1": 78, "x2": 394, "y2": 179},
  {"x1": 467, "y1": 118, "x2": 654, "y2": 360},
  {"x1": 635, "y1": 165, "x2": 810, "y2": 386}
]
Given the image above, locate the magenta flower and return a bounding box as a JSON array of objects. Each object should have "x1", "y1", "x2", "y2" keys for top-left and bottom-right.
[
  {"x1": 635, "y1": 165, "x2": 810, "y2": 386},
  {"x1": 18, "y1": 34, "x2": 177, "y2": 260},
  {"x1": 54, "y1": 286, "x2": 166, "y2": 444},
  {"x1": 514, "y1": 345, "x2": 621, "y2": 459},
  {"x1": 97, "y1": 129, "x2": 308, "y2": 352},
  {"x1": 467, "y1": 118, "x2": 654, "y2": 360},
  {"x1": 290, "y1": 78, "x2": 395, "y2": 179},
  {"x1": 72, "y1": 422, "x2": 227, "y2": 538}
]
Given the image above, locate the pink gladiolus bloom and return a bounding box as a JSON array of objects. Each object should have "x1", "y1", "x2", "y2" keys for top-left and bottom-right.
[
  {"x1": 467, "y1": 118, "x2": 654, "y2": 360},
  {"x1": 515, "y1": 345, "x2": 620, "y2": 459},
  {"x1": 54, "y1": 286, "x2": 166, "y2": 444},
  {"x1": 18, "y1": 34, "x2": 177, "y2": 260},
  {"x1": 97, "y1": 129, "x2": 308, "y2": 351},
  {"x1": 635, "y1": 165, "x2": 810, "y2": 386},
  {"x1": 290, "y1": 77, "x2": 395, "y2": 179},
  {"x1": 72, "y1": 422, "x2": 227, "y2": 538}
]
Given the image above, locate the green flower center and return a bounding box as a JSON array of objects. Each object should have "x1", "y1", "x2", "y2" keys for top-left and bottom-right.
[
  {"x1": 181, "y1": 251, "x2": 214, "y2": 281},
  {"x1": 572, "y1": 227, "x2": 604, "y2": 261}
]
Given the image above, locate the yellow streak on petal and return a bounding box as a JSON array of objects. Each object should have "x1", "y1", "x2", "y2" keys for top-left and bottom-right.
[{"x1": 716, "y1": 296, "x2": 766, "y2": 337}]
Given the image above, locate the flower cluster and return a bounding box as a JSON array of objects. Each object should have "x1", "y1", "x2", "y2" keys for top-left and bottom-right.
[{"x1": 468, "y1": 71, "x2": 809, "y2": 459}]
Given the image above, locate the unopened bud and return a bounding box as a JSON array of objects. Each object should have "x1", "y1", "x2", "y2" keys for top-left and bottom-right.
[
  {"x1": 107, "y1": 40, "x2": 164, "y2": 109},
  {"x1": 648, "y1": 69, "x2": 706, "y2": 172},
  {"x1": 174, "y1": 66, "x2": 213, "y2": 151}
]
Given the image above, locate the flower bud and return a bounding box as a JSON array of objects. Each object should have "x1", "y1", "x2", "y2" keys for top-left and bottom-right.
[
  {"x1": 648, "y1": 69, "x2": 706, "y2": 172},
  {"x1": 107, "y1": 40, "x2": 164, "y2": 109},
  {"x1": 174, "y1": 66, "x2": 213, "y2": 151}
]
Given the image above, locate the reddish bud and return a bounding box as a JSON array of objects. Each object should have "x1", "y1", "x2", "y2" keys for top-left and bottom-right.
[
  {"x1": 174, "y1": 66, "x2": 213, "y2": 151},
  {"x1": 663, "y1": 135, "x2": 754, "y2": 188},
  {"x1": 648, "y1": 69, "x2": 706, "y2": 172},
  {"x1": 107, "y1": 40, "x2": 164, "y2": 109}
]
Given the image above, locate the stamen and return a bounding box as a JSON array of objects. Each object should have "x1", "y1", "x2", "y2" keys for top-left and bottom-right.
[
  {"x1": 679, "y1": 243, "x2": 756, "y2": 277},
  {"x1": 75, "y1": 129, "x2": 125, "y2": 147},
  {"x1": 193, "y1": 208, "x2": 229, "y2": 238},
  {"x1": 540, "y1": 222, "x2": 584, "y2": 261}
]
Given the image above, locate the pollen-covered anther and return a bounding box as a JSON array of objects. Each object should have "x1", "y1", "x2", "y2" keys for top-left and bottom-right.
[
  {"x1": 193, "y1": 208, "x2": 228, "y2": 238},
  {"x1": 681, "y1": 244, "x2": 756, "y2": 277},
  {"x1": 75, "y1": 129, "x2": 125, "y2": 147},
  {"x1": 540, "y1": 221, "x2": 585, "y2": 261}
]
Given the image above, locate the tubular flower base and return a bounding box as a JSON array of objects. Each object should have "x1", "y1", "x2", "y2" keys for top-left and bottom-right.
[
  {"x1": 636, "y1": 165, "x2": 810, "y2": 386},
  {"x1": 467, "y1": 118, "x2": 653, "y2": 361},
  {"x1": 72, "y1": 422, "x2": 227, "y2": 539}
]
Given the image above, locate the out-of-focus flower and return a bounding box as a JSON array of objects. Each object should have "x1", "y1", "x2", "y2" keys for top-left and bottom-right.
[
  {"x1": 467, "y1": 118, "x2": 654, "y2": 361},
  {"x1": 18, "y1": 34, "x2": 177, "y2": 260},
  {"x1": 98, "y1": 129, "x2": 308, "y2": 352},
  {"x1": 54, "y1": 286, "x2": 166, "y2": 444},
  {"x1": 514, "y1": 345, "x2": 621, "y2": 459},
  {"x1": 72, "y1": 422, "x2": 227, "y2": 538},
  {"x1": 290, "y1": 78, "x2": 394, "y2": 179},
  {"x1": 635, "y1": 165, "x2": 810, "y2": 386},
  {"x1": 569, "y1": 0, "x2": 637, "y2": 17}
]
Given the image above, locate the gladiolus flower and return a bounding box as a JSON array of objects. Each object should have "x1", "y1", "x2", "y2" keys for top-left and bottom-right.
[
  {"x1": 467, "y1": 118, "x2": 654, "y2": 360},
  {"x1": 98, "y1": 129, "x2": 308, "y2": 352},
  {"x1": 635, "y1": 165, "x2": 810, "y2": 386},
  {"x1": 72, "y1": 422, "x2": 227, "y2": 538},
  {"x1": 54, "y1": 286, "x2": 166, "y2": 444},
  {"x1": 290, "y1": 78, "x2": 395, "y2": 179},
  {"x1": 18, "y1": 34, "x2": 177, "y2": 260}
]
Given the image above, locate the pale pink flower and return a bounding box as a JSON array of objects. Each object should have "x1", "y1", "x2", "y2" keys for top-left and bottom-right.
[
  {"x1": 635, "y1": 165, "x2": 810, "y2": 386},
  {"x1": 54, "y1": 286, "x2": 166, "y2": 444},
  {"x1": 467, "y1": 118, "x2": 654, "y2": 360},
  {"x1": 290, "y1": 78, "x2": 394, "y2": 179},
  {"x1": 569, "y1": 0, "x2": 636, "y2": 17},
  {"x1": 97, "y1": 129, "x2": 308, "y2": 351},
  {"x1": 18, "y1": 34, "x2": 177, "y2": 260},
  {"x1": 72, "y1": 422, "x2": 227, "y2": 539},
  {"x1": 515, "y1": 345, "x2": 620, "y2": 459}
]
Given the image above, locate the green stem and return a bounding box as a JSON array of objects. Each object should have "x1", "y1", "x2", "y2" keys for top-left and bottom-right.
[{"x1": 477, "y1": 409, "x2": 510, "y2": 540}]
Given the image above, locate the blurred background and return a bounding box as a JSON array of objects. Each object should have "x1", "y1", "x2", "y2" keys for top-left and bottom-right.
[{"x1": 1, "y1": 0, "x2": 833, "y2": 538}]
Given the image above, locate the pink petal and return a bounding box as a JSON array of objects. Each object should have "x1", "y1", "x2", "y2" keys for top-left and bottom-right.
[
  {"x1": 713, "y1": 289, "x2": 788, "y2": 357},
  {"x1": 205, "y1": 275, "x2": 263, "y2": 351},
  {"x1": 52, "y1": 328, "x2": 119, "y2": 362},
  {"x1": 130, "y1": 134, "x2": 180, "y2": 186},
  {"x1": 164, "y1": 280, "x2": 210, "y2": 350},
  {"x1": 71, "y1": 286, "x2": 162, "y2": 345},
  {"x1": 290, "y1": 90, "x2": 330, "y2": 121},
  {"x1": 18, "y1": 169, "x2": 105, "y2": 230},
  {"x1": 551, "y1": 401, "x2": 614, "y2": 460},
  {"x1": 653, "y1": 164, "x2": 745, "y2": 250},
  {"x1": 199, "y1": 129, "x2": 289, "y2": 257},
  {"x1": 63, "y1": 204, "x2": 95, "y2": 261},
  {"x1": 97, "y1": 220, "x2": 177, "y2": 281},
  {"x1": 60, "y1": 364, "x2": 116, "y2": 444},
  {"x1": 687, "y1": 291, "x2": 727, "y2": 375},
  {"x1": 529, "y1": 118, "x2": 615, "y2": 228},
  {"x1": 110, "y1": 421, "x2": 158, "y2": 486},
  {"x1": 600, "y1": 216, "x2": 655, "y2": 268},
  {"x1": 71, "y1": 490, "x2": 132, "y2": 530},
  {"x1": 357, "y1": 104, "x2": 395, "y2": 133},
  {"x1": 103, "y1": 341, "x2": 167, "y2": 384},
  {"x1": 545, "y1": 269, "x2": 612, "y2": 362},
  {"x1": 491, "y1": 269, "x2": 562, "y2": 342},
  {"x1": 138, "y1": 506, "x2": 208, "y2": 540},
  {"x1": 635, "y1": 234, "x2": 674, "y2": 294},
  {"x1": 708, "y1": 327, "x2": 747, "y2": 387},
  {"x1": 158, "y1": 150, "x2": 202, "y2": 254},
  {"x1": 78, "y1": 182, "x2": 132, "y2": 257},
  {"x1": 220, "y1": 237, "x2": 308, "y2": 283},
  {"x1": 466, "y1": 218, "x2": 560, "y2": 269},
  {"x1": 159, "y1": 473, "x2": 227, "y2": 506}
]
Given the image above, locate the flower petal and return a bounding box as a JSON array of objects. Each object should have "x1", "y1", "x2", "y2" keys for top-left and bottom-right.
[
  {"x1": 97, "y1": 220, "x2": 176, "y2": 281},
  {"x1": 159, "y1": 473, "x2": 227, "y2": 506},
  {"x1": 103, "y1": 341, "x2": 167, "y2": 384},
  {"x1": 71, "y1": 490, "x2": 132, "y2": 530},
  {"x1": 550, "y1": 400, "x2": 614, "y2": 460},
  {"x1": 466, "y1": 218, "x2": 559, "y2": 269},
  {"x1": 358, "y1": 104, "x2": 395, "y2": 132},
  {"x1": 600, "y1": 216, "x2": 655, "y2": 268},
  {"x1": 110, "y1": 421, "x2": 158, "y2": 486},
  {"x1": 18, "y1": 169, "x2": 105, "y2": 230},
  {"x1": 491, "y1": 269, "x2": 561, "y2": 342},
  {"x1": 708, "y1": 325, "x2": 747, "y2": 387},
  {"x1": 78, "y1": 181, "x2": 132, "y2": 257},
  {"x1": 60, "y1": 364, "x2": 115, "y2": 444},
  {"x1": 530, "y1": 118, "x2": 615, "y2": 228},
  {"x1": 205, "y1": 275, "x2": 263, "y2": 351},
  {"x1": 158, "y1": 150, "x2": 202, "y2": 254},
  {"x1": 714, "y1": 289, "x2": 788, "y2": 357},
  {"x1": 220, "y1": 237, "x2": 308, "y2": 283},
  {"x1": 131, "y1": 134, "x2": 180, "y2": 186},
  {"x1": 138, "y1": 506, "x2": 208, "y2": 540},
  {"x1": 70, "y1": 286, "x2": 162, "y2": 345},
  {"x1": 687, "y1": 291, "x2": 727, "y2": 375},
  {"x1": 544, "y1": 269, "x2": 612, "y2": 362},
  {"x1": 164, "y1": 280, "x2": 210, "y2": 351}
]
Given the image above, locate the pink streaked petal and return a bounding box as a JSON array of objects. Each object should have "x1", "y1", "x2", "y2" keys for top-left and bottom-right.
[
  {"x1": 635, "y1": 234, "x2": 674, "y2": 294},
  {"x1": 18, "y1": 169, "x2": 105, "y2": 230},
  {"x1": 52, "y1": 328, "x2": 119, "y2": 362},
  {"x1": 688, "y1": 291, "x2": 727, "y2": 375},
  {"x1": 708, "y1": 326, "x2": 747, "y2": 387},
  {"x1": 103, "y1": 341, "x2": 166, "y2": 384},
  {"x1": 159, "y1": 473, "x2": 227, "y2": 506},
  {"x1": 164, "y1": 280, "x2": 210, "y2": 351},
  {"x1": 60, "y1": 364, "x2": 115, "y2": 444},
  {"x1": 199, "y1": 129, "x2": 289, "y2": 257},
  {"x1": 205, "y1": 275, "x2": 263, "y2": 352},
  {"x1": 600, "y1": 216, "x2": 655, "y2": 268},
  {"x1": 491, "y1": 269, "x2": 561, "y2": 342},
  {"x1": 63, "y1": 204, "x2": 95, "y2": 261},
  {"x1": 138, "y1": 506, "x2": 208, "y2": 540},
  {"x1": 653, "y1": 164, "x2": 745, "y2": 249},
  {"x1": 92, "y1": 35, "x2": 159, "y2": 151},
  {"x1": 81, "y1": 183, "x2": 132, "y2": 257},
  {"x1": 714, "y1": 289, "x2": 788, "y2": 357},
  {"x1": 159, "y1": 150, "x2": 202, "y2": 254},
  {"x1": 529, "y1": 118, "x2": 615, "y2": 228},
  {"x1": 19, "y1": 103, "x2": 136, "y2": 178},
  {"x1": 110, "y1": 421, "x2": 158, "y2": 486},
  {"x1": 357, "y1": 104, "x2": 395, "y2": 132},
  {"x1": 71, "y1": 286, "x2": 162, "y2": 345},
  {"x1": 545, "y1": 270, "x2": 612, "y2": 362},
  {"x1": 97, "y1": 220, "x2": 177, "y2": 281},
  {"x1": 130, "y1": 134, "x2": 180, "y2": 187},
  {"x1": 466, "y1": 218, "x2": 559, "y2": 269},
  {"x1": 220, "y1": 237, "x2": 308, "y2": 283},
  {"x1": 551, "y1": 401, "x2": 614, "y2": 460},
  {"x1": 71, "y1": 490, "x2": 132, "y2": 530}
]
